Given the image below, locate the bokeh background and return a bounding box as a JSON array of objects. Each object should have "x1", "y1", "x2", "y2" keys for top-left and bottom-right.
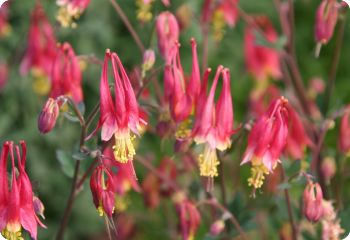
[{"x1": 1, "y1": 0, "x2": 350, "y2": 239}]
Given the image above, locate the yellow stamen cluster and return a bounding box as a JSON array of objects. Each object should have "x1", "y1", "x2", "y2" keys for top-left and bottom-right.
[
  {"x1": 31, "y1": 68, "x2": 51, "y2": 96},
  {"x1": 198, "y1": 145, "x2": 219, "y2": 178},
  {"x1": 175, "y1": 119, "x2": 192, "y2": 139},
  {"x1": 247, "y1": 160, "x2": 269, "y2": 189},
  {"x1": 2, "y1": 226, "x2": 23, "y2": 240},
  {"x1": 113, "y1": 132, "x2": 136, "y2": 163},
  {"x1": 136, "y1": 0, "x2": 153, "y2": 23},
  {"x1": 56, "y1": 5, "x2": 80, "y2": 28},
  {"x1": 212, "y1": 10, "x2": 226, "y2": 42}
]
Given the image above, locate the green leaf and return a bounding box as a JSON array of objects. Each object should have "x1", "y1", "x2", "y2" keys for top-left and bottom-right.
[
  {"x1": 72, "y1": 151, "x2": 88, "y2": 161},
  {"x1": 56, "y1": 150, "x2": 75, "y2": 178}
]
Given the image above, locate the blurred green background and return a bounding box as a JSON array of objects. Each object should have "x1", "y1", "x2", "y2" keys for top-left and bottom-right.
[{"x1": 1, "y1": 0, "x2": 350, "y2": 239}]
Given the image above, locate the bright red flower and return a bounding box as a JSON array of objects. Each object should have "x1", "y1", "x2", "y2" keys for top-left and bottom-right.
[
  {"x1": 0, "y1": 141, "x2": 45, "y2": 240},
  {"x1": 315, "y1": 0, "x2": 339, "y2": 45},
  {"x1": 102, "y1": 147, "x2": 140, "y2": 196},
  {"x1": 338, "y1": 105, "x2": 350, "y2": 155},
  {"x1": 173, "y1": 193, "x2": 201, "y2": 240},
  {"x1": 192, "y1": 67, "x2": 234, "y2": 187},
  {"x1": 241, "y1": 97, "x2": 289, "y2": 190},
  {"x1": 50, "y1": 42, "x2": 83, "y2": 103},
  {"x1": 244, "y1": 16, "x2": 281, "y2": 81},
  {"x1": 90, "y1": 164, "x2": 116, "y2": 217},
  {"x1": 56, "y1": 0, "x2": 91, "y2": 27},
  {"x1": 20, "y1": 4, "x2": 57, "y2": 81},
  {"x1": 98, "y1": 50, "x2": 146, "y2": 164},
  {"x1": 156, "y1": 12, "x2": 180, "y2": 60},
  {"x1": 303, "y1": 181, "x2": 323, "y2": 222}
]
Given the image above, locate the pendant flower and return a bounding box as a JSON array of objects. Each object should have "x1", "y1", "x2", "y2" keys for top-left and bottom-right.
[
  {"x1": 192, "y1": 66, "x2": 235, "y2": 190},
  {"x1": 0, "y1": 141, "x2": 45, "y2": 240},
  {"x1": 97, "y1": 49, "x2": 146, "y2": 164},
  {"x1": 56, "y1": 0, "x2": 91, "y2": 28}
]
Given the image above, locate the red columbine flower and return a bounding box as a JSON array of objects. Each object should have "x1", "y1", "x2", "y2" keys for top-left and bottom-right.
[
  {"x1": 303, "y1": 181, "x2": 324, "y2": 222},
  {"x1": 56, "y1": 0, "x2": 90, "y2": 27},
  {"x1": 0, "y1": 141, "x2": 45, "y2": 240},
  {"x1": 90, "y1": 164, "x2": 116, "y2": 217},
  {"x1": 50, "y1": 42, "x2": 83, "y2": 103},
  {"x1": 20, "y1": 3, "x2": 57, "y2": 95},
  {"x1": 156, "y1": 12, "x2": 180, "y2": 60},
  {"x1": 241, "y1": 97, "x2": 289, "y2": 191},
  {"x1": 38, "y1": 98, "x2": 60, "y2": 134},
  {"x1": 166, "y1": 39, "x2": 201, "y2": 128},
  {"x1": 244, "y1": 16, "x2": 281, "y2": 82},
  {"x1": 192, "y1": 67, "x2": 235, "y2": 190},
  {"x1": 315, "y1": 0, "x2": 339, "y2": 46},
  {"x1": 338, "y1": 105, "x2": 350, "y2": 155},
  {"x1": 284, "y1": 105, "x2": 311, "y2": 159},
  {"x1": 173, "y1": 193, "x2": 201, "y2": 240},
  {"x1": 98, "y1": 50, "x2": 146, "y2": 164},
  {"x1": 212, "y1": 0, "x2": 239, "y2": 41}
]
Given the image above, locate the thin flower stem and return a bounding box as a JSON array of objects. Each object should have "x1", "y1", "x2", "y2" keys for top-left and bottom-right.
[
  {"x1": 281, "y1": 166, "x2": 297, "y2": 240},
  {"x1": 217, "y1": 152, "x2": 227, "y2": 206},
  {"x1": 76, "y1": 157, "x2": 99, "y2": 190},
  {"x1": 109, "y1": 0, "x2": 145, "y2": 53},
  {"x1": 322, "y1": 15, "x2": 346, "y2": 115},
  {"x1": 198, "y1": 198, "x2": 249, "y2": 240}
]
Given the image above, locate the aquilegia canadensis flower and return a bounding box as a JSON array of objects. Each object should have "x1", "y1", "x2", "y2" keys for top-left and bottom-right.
[
  {"x1": 97, "y1": 49, "x2": 146, "y2": 164},
  {"x1": 192, "y1": 66, "x2": 235, "y2": 191},
  {"x1": 303, "y1": 181, "x2": 324, "y2": 222},
  {"x1": 56, "y1": 0, "x2": 91, "y2": 27},
  {"x1": 0, "y1": 141, "x2": 45, "y2": 240},
  {"x1": 38, "y1": 98, "x2": 60, "y2": 134},
  {"x1": 315, "y1": 0, "x2": 339, "y2": 46}
]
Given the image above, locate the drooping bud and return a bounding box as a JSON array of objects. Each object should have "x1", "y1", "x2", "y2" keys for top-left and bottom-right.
[
  {"x1": 142, "y1": 49, "x2": 156, "y2": 74},
  {"x1": 156, "y1": 12, "x2": 179, "y2": 60},
  {"x1": 338, "y1": 105, "x2": 350, "y2": 155},
  {"x1": 303, "y1": 182, "x2": 323, "y2": 222},
  {"x1": 315, "y1": 0, "x2": 339, "y2": 45},
  {"x1": 210, "y1": 220, "x2": 225, "y2": 236},
  {"x1": 321, "y1": 157, "x2": 336, "y2": 184},
  {"x1": 38, "y1": 98, "x2": 60, "y2": 134}
]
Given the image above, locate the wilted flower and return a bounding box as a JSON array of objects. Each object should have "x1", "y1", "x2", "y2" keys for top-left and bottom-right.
[
  {"x1": 315, "y1": 0, "x2": 339, "y2": 46},
  {"x1": 321, "y1": 157, "x2": 336, "y2": 184},
  {"x1": 38, "y1": 98, "x2": 60, "y2": 134},
  {"x1": 303, "y1": 181, "x2": 324, "y2": 222},
  {"x1": 20, "y1": 3, "x2": 57, "y2": 95},
  {"x1": 90, "y1": 164, "x2": 116, "y2": 217},
  {"x1": 56, "y1": 0, "x2": 91, "y2": 27},
  {"x1": 97, "y1": 50, "x2": 146, "y2": 164},
  {"x1": 50, "y1": 42, "x2": 83, "y2": 104},
  {"x1": 0, "y1": 141, "x2": 45, "y2": 240},
  {"x1": 338, "y1": 105, "x2": 350, "y2": 155},
  {"x1": 241, "y1": 97, "x2": 289, "y2": 191},
  {"x1": 173, "y1": 192, "x2": 201, "y2": 240},
  {"x1": 244, "y1": 16, "x2": 281, "y2": 81},
  {"x1": 192, "y1": 67, "x2": 235, "y2": 190},
  {"x1": 156, "y1": 12, "x2": 179, "y2": 60}
]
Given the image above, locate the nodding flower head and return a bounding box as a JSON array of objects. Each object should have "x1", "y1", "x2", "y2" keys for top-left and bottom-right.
[
  {"x1": 50, "y1": 42, "x2": 83, "y2": 104},
  {"x1": 303, "y1": 181, "x2": 324, "y2": 222},
  {"x1": 97, "y1": 50, "x2": 146, "y2": 164},
  {"x1": 244, "y1": 16, "x2": 281, "y2": 82},
  {"x1": 315, "y1": 0, "x2": 339, "y2": 45},
  {"x1": 156, "y1": 12, "x2": 179, "y2": 60},
  {"x1": 241, "y1": 97, "x2": 289, "y2": 192},
  {"x1": 192, "y1": 66, "x2": 235, "y2": 191},
  {"x1": 56, "y1": 0, "x2": 91, "y2": 28},
  {"x1": 20, "y1": 3, "x2": 57, "y2": 95},
  {"x1": 90, "y1": 164, "x2": 116, "y2": 217},
  {"x1": 0, "y1": 141, "x2": 46, "y2": 240}
]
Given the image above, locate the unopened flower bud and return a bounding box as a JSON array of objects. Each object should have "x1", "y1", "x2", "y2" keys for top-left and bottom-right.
[
  {"x1": 303, "y1": 182, "x2": 324, "y2": 222},
  {"x1": 38, "y1": 98, "x2": 59, "y2": 134},
  {"x1": 156, "y1": 11, "x2": 179, "y2": 60},
  {"x1": 315, "y1": 0, "x2": 339, "y2": 45},
  {"x1": 321, "y1": 157, "x2": 336, "y2": 184},
  {"x1": 142, "y1": 49, "x2": 155, "y2": 73},
  {"x1": 210, "y1": 220, "x2": 225, "y2": 236}
]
